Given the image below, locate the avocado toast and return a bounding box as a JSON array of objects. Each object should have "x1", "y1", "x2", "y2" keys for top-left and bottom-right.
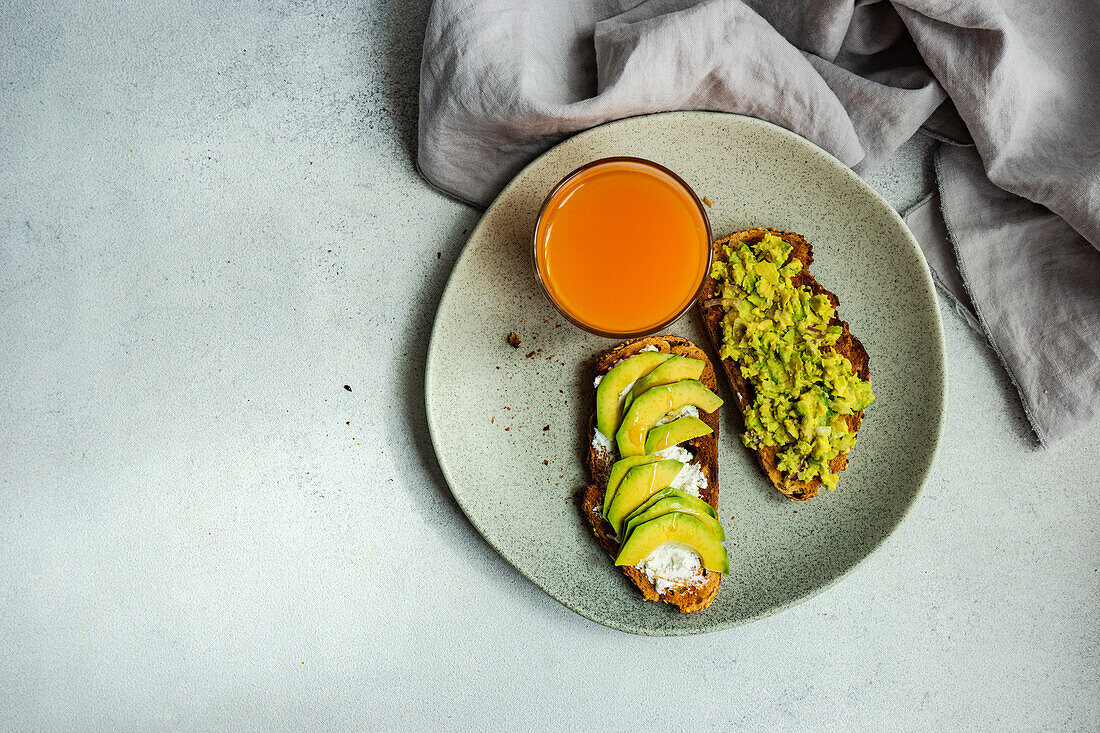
[
  {"x1": 581, "y1": 335, "x2": 728, "y2": 613},
  {"x1": 699, "y1": 228, "x2": 873, "y2": 501}
]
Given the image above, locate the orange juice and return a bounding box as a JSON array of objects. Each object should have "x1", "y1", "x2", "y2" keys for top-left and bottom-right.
[{"x1": 534, "y1": 158, "x2": 711, "y2": 337}]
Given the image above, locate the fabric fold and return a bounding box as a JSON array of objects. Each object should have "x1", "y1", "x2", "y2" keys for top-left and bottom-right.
[
  {"x1": 934, "y1": 145, "x2": 1100, "y2": 445},
  {"x1": 417, "y1": 0, "x2": 1100, "y2": 442}
]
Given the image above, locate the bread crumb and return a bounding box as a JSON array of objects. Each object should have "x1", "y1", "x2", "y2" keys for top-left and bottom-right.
[
  {"x1": 504, "y1": 427, "x2": 511, "y2": 431},
  {"x1": 507, "y1": 332, "x2": 520, "y2": 348},
  {"x1": 542, "y1": 460, "x2": 548, "y2": 465},
  {"x1": 702, "y1": 196, "x2": 714, "y2": 207},
  {"x1": 525, "y1": 350, "x2": 536, "y2": 358}
]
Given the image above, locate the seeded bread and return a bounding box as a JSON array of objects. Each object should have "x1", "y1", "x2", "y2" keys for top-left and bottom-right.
[
  {"x1": 581, "y1": 335, "x2": 722, "y2": 613},
  {"x1": 699, "y1": 228, "x2": 870, "y2": 501}
]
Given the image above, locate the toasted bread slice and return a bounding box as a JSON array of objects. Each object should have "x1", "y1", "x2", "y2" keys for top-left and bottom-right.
[
  {"x1": 699, "y1": 228, "x2": 870, "y2": 501},
  {"x1": 581, "y1": 335, "x2": 722, "y2": 613}
]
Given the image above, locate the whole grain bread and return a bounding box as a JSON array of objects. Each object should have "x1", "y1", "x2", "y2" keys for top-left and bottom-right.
[
  {"x1": 699, "y1": 228, "x2": 870, "y2": 501},
  {"x1": 581, "y1": 334, "x2": 722, "y2": 613}
]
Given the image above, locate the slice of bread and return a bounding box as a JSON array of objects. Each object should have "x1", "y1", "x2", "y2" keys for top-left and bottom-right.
[
  {"x1": 581, "y1": 335, "x2": 722, "y2": 613},
  {"x1": 699, "y1": 228, "x2": 870, "y2": 501}
]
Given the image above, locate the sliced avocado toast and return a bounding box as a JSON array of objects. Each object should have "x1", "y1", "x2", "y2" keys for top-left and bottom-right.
[
  {"x1": 699, "y1": 228, "x2": 873, "y2": 500},
  {"x1": 581, "y1": 335, "x2": 729, "y2": 614}
]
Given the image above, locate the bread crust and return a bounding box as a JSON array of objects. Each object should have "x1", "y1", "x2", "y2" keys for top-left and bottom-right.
[
  {"x1": 582, "y1": 335, "x2": 722, "y2": 613},
  {"x1": 698, "y1": 228, "x2": 870, "y2": 501}
]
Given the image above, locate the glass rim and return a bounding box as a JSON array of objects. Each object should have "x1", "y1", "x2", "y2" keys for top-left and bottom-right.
[{"x1": 531, "y1": 156, "x2": 714, "y2": 340}]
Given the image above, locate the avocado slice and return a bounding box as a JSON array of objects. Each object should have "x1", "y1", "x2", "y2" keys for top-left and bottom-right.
[
  {"x1": 624, "y1": 355, "x2": 706, "y2": 411},
  {"x1": 622, "y1": 496, "x2": 726, "y2": 544},
  {"x1": 605, "y1": 460, "x2": 683, "y2": 537},
  {"x1": 629, "y1": 487, "x2": 718, "y2": 521},
  {"x1": 615, "y1": 512, "x2": 729, "y2": 574},
  {"x1": 643, "y1": 415, "x2": 713, "y2": 453},
  {"x1": 595, "y1": 352, "x2": 671, "y2": 439},
  {"x1": 615, "y1": 380, "x2": 723, "y2": 457},
  {"x1": 602, "y1": 455, "x2": 658, "y2": 516}
]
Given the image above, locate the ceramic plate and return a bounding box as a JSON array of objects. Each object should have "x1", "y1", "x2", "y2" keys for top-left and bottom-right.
[{"x1": 425, "y1": 112, "x2": 945, "y2": 635}]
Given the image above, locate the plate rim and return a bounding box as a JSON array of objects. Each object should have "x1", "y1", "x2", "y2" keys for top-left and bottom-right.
[{"x1": 424, "y1": 110, "x2": 947, "y2": 635}]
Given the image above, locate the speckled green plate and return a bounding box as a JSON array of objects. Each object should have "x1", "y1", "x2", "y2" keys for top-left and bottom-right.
[{"x1": 425, "y1": 112, "x2": 945, "y2": 635}]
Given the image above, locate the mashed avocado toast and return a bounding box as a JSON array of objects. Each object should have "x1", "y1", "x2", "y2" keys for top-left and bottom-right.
[
  {"x1": 581, "y1": 335, "x2": 728, "y2": 613},
  {"x1": 700, "y1": 228, "x2": 873, "y2": 500}
]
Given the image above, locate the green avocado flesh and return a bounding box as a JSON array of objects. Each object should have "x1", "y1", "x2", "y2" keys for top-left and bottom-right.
[
  {"x1": 622, "y1": 496, "x2": 726, "y2": 544},
  {"x1": 624, "y1": 355, "x2": 705, "y2": 411},
  {"x1": 602, "y1": 455, "x2": 658, "y2": 516},
  {"x1": 605, "y1": 460, "x2": 683, "y2": 537},
  {"x1": 615, "y1": 380, "x2": 723, "y2": 457},
  {"x1": 615, "y1": 513, "x2": 729, "y2": 574},
  {"x1": 595, "y1": 352, "x2": 671, "y2": 438},
  {"x1": 709, "y1": 232, "x2": 874, "y2": 489},
  {"x1": 630, "y1": 487, "x2": 717, "y2": 521},
  {"x1": 644, "y1": 415, "x2": 713, "y2": 454}
]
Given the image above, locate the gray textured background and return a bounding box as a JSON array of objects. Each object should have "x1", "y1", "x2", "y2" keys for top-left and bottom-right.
[{"x1": 1, "y1": 1, "x2": 1097, "y2": 729}]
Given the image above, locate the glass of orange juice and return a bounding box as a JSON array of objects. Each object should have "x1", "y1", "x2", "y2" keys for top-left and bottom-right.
[{"x1": 533, "y1": 157, "x2": 712, "y2": 339}]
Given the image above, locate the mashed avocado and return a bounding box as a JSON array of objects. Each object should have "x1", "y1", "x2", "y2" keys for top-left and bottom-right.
[{"x1": 710, "y1": 233, "x2": 874, "y2": 489}]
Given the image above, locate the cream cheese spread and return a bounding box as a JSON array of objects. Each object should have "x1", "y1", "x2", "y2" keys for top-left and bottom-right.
[
  {"x1": 652, "y1": 445, "x2": 708, "y2": 497},
  {"x1": 636, "y1": 541, "x2": 705, "y2": 593},
  {"x1": 591, "y1": 427, "x2": 615, "y2": 456},
  {"x1": 653, "y1": 404, "x2": 700, "y2": 427}
]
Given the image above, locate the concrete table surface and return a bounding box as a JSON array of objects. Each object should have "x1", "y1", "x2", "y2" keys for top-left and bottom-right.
[{"x1": 2, "y1": 1, "x2": 1097, "y2": 729}]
